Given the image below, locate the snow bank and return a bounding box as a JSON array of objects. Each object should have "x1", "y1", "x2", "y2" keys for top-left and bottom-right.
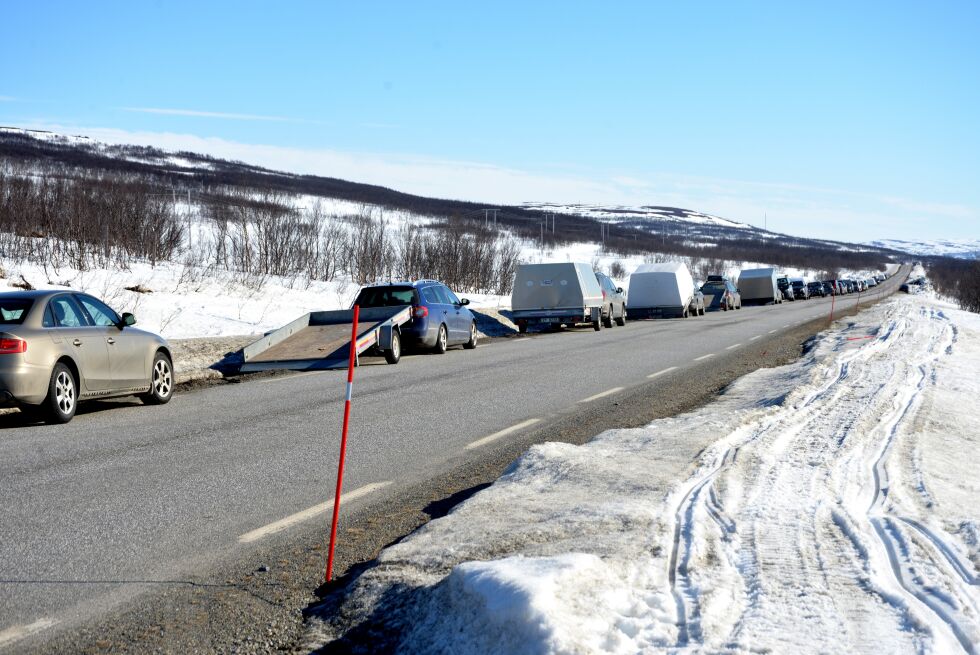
[{"x1": 306, "y1": 290, "x2": 980, "y2": 654}]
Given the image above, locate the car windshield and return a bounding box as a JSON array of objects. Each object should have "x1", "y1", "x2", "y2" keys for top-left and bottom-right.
[
  {"x1": 792, "y1": 281, "x2": 805, "y2": 288},
  {"x1": 353, "y1": 286, "x2": 417, "y2": 307},
  {"x1": 0, "y1": 299, "x2": 33, "y2": 324}
]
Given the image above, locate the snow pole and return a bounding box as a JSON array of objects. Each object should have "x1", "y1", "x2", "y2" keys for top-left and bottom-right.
[
  {"x1": 325, "y1": 304, "x2": 360, "y2": 583},
  {"x1": 829, "y1": 289, "x2": 836, "y2": 326}
]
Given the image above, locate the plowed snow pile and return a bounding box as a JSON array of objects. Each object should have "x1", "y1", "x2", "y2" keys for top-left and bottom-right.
[{"x1": 306, "y1": 291, "x2": 980, "y2": 654}]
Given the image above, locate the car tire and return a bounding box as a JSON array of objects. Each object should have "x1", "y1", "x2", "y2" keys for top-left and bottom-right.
[
  {"x1": 699, "y1": 305, "x2": 705, "y2": 316},
  {"x1": 142, "y1": 352, "x2": 174, "y2": 405},
  {"x1": 43, "y1": 362, "x2": 77, "y2": 424},
  {"x1": 615, "y1": 307, "x2": 626, "y2": 326},
  {"x1": 433, "y1": 324, "x2": 448, "y2": 354},
  {"x1": 603, "y1": 306, "x2": 613, "y2": 328},
  {"x1": 463, "y1": 322, "x2": 478, "y2": 349},
  {"x1": 384, "y1": 330, "x2": 402, "y2": 364},
  {"x1": 518, "y1": 322, "x2": 528, "y2": 334},
  {"x1": 682, "y1": 308, "x2": 689, "y2": 318},
  {"x1": 593, "y1": 316, "x2": 601, "y2": 331}
]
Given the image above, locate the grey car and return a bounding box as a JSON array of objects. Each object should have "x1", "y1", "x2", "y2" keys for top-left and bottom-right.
[
  {"x1": 0, "y1": 290, "x2": 174, "y2": 423},
  {"x1": 595, "y1": 272, "x2": 627, "y2": 327}
]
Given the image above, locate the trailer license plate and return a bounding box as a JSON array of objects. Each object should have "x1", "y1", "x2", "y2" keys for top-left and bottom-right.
[{"x1": 541, "y1": 317, "x2": 560, "y2": 323}]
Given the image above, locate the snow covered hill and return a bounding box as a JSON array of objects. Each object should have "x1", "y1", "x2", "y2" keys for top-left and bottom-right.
[
  {"x1": 868, "y1": 238, "x2": 980, "y2": 260},
  {"x1": 523, "y1": 202, "x2": 754, "y2": 230},
  {"x1": 305, "y1": 287, "x2": 980, "y2": 653}
]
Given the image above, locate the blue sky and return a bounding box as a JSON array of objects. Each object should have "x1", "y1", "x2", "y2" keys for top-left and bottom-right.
[{"x1": 2, "y1": 1, "x2": 978, "y2": 242}]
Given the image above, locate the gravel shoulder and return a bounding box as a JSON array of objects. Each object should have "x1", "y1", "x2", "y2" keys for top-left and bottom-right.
[{"x1": 26, "y1": 297, "x2": 893, "y2": 655}]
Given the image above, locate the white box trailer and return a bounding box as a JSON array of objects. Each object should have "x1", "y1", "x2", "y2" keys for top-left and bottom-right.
[
  {"x1": 627, "y1": 262, "x2": 696, "y2": 318},
  {"x1": 510, "y1": 262, "x2": 604, "y2": 332},
  {"x1": 737, "y1": 267, "x2": 782, "y2": 305}
]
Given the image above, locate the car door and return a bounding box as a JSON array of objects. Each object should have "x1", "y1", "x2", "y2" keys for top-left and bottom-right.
[
  {"x1": 76, "y1": 294, "x2": 146, "y2": 390},
  {"x1": 437, "y1": 285, "x2": 466, "y2": 342},
  {"x1": 45, "y1": 294, "x2": 112, "y2": 392}
]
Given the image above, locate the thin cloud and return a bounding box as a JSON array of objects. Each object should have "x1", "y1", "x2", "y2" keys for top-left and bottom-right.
[
  {"x1": 0, "y1": 95, "x2": 18, "y2": 102},
  {"x1": 121, "y1": 106, "x2": 307, "y2": 123}
]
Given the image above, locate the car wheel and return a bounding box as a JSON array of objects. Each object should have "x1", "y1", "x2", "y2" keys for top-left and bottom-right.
[
  {"x1": 615, "y1": 307, "x2": 626, "y2": 326},
  {"x1": 593, "y1": 316, "x2": 602, "y2": 331},
  {"x1": 603, "y1": 306, "x2": 614, "y2": 328},
  {"x1": 384, "y1": 330, "x2": 402, "y2": 364},
  {"x1": 699, "y1": 305, "x2": 705, "y2": 316},
  {"x1": 142, "y1": 352, "x2": 174, "y2": 405},
  {"x1": 463, "y1": 322, "x2": 478, "y2": 349},
  {"x1": 43, "y1": 362, "x2": 77, "y2": 424},
  {"x1": 517, "y1": 322, "x2": 528, "y2": 334},
  {"x1": 682, "y1": 308, "x2": 690, "y2": 318},
  {"x1": 433, "y1": 324, "x2": 448, "y2": 354}
]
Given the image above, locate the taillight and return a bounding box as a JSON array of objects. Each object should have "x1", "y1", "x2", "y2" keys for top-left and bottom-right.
[
  {"x1": 413, "y1": 305, "x2": 429, "y2": 319},
  {"x1": 0, "y1": 337, "x2": 27, "y2": 354},
  {"x1": 602, "y1": 290, "x2": 607, "y2": 299}
]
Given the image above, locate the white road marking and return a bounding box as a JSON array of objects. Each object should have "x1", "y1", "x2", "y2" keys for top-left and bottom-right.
[
  {"x1": 257, "y1": 371, "x2": 324, "y2": 385},
  {"x1": 648, "y1": 366, "x2": 679, "y2": 379},
  {"x1": 769, "y1": 329, "x2": 778, "y2": 334},
  {"x1": 725, "y1": 343, "x2": 741, "y2": 350},
  {"x1": 465, "y1": 418, "x2": 541, "y2": 450},
  {"x1": 693, "y1": 354, "x2": 715, "y2": 362},
  {"x1": 782, "y1": 324, "x2": 790, "y2": 328},
  {"x1": 749, "y1": 335, "x2": 762, "y2": 341},
  {"x1": 511, "y1": 338, "x2": 532, "y2": 343},
  {"x1": 0, "y1": 618, "x2": 59, "y2": 649},
  {"x1": 578, "y1": 387, "x2": 625, "y2": 403},
  {"x1": 238, "y1": 482, "x2": 391, "y2": 543}
]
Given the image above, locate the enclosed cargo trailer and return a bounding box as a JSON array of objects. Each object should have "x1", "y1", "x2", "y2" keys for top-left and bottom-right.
[
  {"x1": 510, "y1": 262, "x2": 604, "y2": 332},
  {"x1": 627, "y1": 262, "x2": 697, "y2": 318},
  {"x1": 737, "y1": 267, "x2": 782, "y2": 305}
]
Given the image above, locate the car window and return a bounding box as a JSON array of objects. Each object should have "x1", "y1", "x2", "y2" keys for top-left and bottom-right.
[
  {"x1": 434, "y1": 286, "x2": 455, "y2": 305},
  {"x1": 442, "y1": 286, "x2": 461, "y2": 304},
  {"x1": 354, "y1": 286, "x2": 417, "y2": 307},
  {"x1": 48, "y1": 295, "x2": 88, "y2": 328},
  {"x1": 76, "y1": 295, "x2": 121, "y2": 327},
  {"x1": 0, "y1": 299, "x2": 33, "y2": 324},
  {"x1": 421, "y1": 287, "x2": 441, "y2": 304}
]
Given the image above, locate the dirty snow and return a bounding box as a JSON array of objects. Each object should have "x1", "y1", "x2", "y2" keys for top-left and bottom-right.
[{"x1": 305, "y1": 288, "x2": 980, "y2": 654}]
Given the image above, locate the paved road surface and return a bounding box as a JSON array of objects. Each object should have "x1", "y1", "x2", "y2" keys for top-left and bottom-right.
[{"x1": 0, "y1": 269, "x2": 907, "y2": 650}]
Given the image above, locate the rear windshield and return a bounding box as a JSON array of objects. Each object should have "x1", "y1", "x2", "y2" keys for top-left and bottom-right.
[
  {"x1": 700, "y1": 282, "x2": 726, "y2": 292},
  {"x1": 353, "y1": 286, "x2": 418, "y2": 307},
  {"x1": 792, "y1": 281, "x2": 805, "y2": 287},
  {"x1": 0, "y1": 299, "x2": 33, "y2": 324}
]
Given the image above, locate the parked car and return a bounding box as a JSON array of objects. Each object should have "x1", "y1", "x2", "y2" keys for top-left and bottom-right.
[
  {"x1": 807, "y1": 281, "x2": 826, "y2": 298},
  {"x1": 822, "y1": 282, "x2": 835, "y2": 296},
  {"x1": 689, "y1": 287, "x2": 706, "y2": 316},
  {"x1": 594, "y1": 271, "x2": 627, "y2": 327},
  {"x1": 866, "y1": 278, "x2": 878, "y2": 287},
  {"x1": 352, "y1": 279, "x2": 477, "y2": 352},
  {"x1": 700, "y1": 279, "x2": 741, "y2": 311},
  {"x1": 777, "y1": 276, "x2": 794, "y2": 301},
  {"x1": 0, "y1": 290, "x2": 173, "y2": 423},
  {"x1": 511, "y1": 262, "x2": 605, "y2": 332},
  {"x1": 791, "y1": 278, "x2": 810, "y2": 300}
]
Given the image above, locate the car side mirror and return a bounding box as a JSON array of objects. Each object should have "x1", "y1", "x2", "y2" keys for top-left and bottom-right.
[
  {"x1": 120, "y1": 312, "x2": 136, "y2": 328},
  {"x1": 616, "y1": 287, "x2": 623, "y2": 293},
  {"x1": 460, "y1": 298, "x2": 470, "y2": 306}
]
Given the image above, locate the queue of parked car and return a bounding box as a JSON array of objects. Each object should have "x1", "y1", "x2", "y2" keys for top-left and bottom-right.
[{"x1": 0, "y1": 263, "x2": 895, "y2": 424}]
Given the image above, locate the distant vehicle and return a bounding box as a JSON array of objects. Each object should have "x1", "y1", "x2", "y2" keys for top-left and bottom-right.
[
  {"x1": 806, "y1": 281, "x2": 826, "y2": 298},
  {"x1": 594, "y1": 271, "x2": 627, "y2": 327},
  {"x1": 822, "y1": 282, "x2": 835, "y2": 296},
  {"x1": 791, "y1": 278, "x2": 810, "y2": 300},
  {"x1": 627, "y1": 262, "x2": 700, "y2": 318},
  {"x1": 0, "y1": 290, "x2": 173, "y2": 424},
  {"x1": 777, "y1": 276, "x2": 794, "y2": 301},
  {"x1": 511, "y1": 262, "x2": 605, "y2": 332},
  {"x1": 352, "y1": 279, "x2": 477, "y2": 353},
  {"x1": 866, "y1": 278, "x2": 878, "y2": 287},
  {"x1": 737, "y1": 268, "x2": 781, "y2": 305},
  {"x1": 700, "y1": 279, "x2": 741, "y2": 311},
  {"x1": 689, "y1": 288, "x2": 706, "y2": 316}
]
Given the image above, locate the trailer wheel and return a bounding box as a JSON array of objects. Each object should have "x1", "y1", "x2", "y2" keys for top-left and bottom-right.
[
  {"x1": 433, "y1": 324, "x2": 448, "y2": 354},
  {"x1": 463, "y1": 322, "x2": 478, "y2": 349},
  {"x1": 384, "y1": 330, "x2": 401, "y2": 364},
  {"x1": 698, "y1": 305, "x2": 705, "y2": 316},
  {"x1": 682, "y1": 308, "x2": 690, "y2": 318},
  {"x1": 593, "y1": 317, "x2": 601, "y2": 331},
  {"x1": 518, "y1": 321, "x2": 528, "y2": 334}
]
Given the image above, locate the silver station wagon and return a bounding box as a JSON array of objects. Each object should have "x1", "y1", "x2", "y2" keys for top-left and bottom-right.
[{"x1": 0, "y1": 290, "x2": 174, "y2": 423}]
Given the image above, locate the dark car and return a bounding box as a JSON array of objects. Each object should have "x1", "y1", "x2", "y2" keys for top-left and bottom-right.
[
  {"x1": 791, "y1": 279, "x2": 809, "y2": 300},
  {"x1": 822, "y1": 282, "x2": 835, "y2": 296},
  {"x1": 807, "y1": 281, "x2": 826, "y2": 298},
  {"x1": 700, "y1": 279, "x2": 741, "y2": 311},
  {"x1": 595, "y1": 272, "x2": 627, "y2": 327},
  {"x1": 351, "y1": 280, "x2": 477, "y2": 354}
]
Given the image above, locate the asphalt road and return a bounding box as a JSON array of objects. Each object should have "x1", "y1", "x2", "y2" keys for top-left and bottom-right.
[{"x1": 0, "y1": 269, "x2": 907, "y2": 651}]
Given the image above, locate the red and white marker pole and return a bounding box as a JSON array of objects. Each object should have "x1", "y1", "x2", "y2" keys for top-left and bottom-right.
[
  {"x1": 325, "y1": 304, "x2": 360, "y2": 583},
  {"x1": 828, "y1": 288, "x2": 836, "y2": 326}
]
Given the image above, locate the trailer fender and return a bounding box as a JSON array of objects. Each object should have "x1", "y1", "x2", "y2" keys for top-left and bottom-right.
[{"x1": 379, "y1": 323, "x2": 398, "y2": 351}]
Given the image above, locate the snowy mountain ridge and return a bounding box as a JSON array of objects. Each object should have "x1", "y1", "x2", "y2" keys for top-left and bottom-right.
[
  {"x1": 523, "y1": 202, "x2": 754, "y2": 230},
  {"x1": 867, "y1": 238, "x2": 980, "y2": 260}
]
